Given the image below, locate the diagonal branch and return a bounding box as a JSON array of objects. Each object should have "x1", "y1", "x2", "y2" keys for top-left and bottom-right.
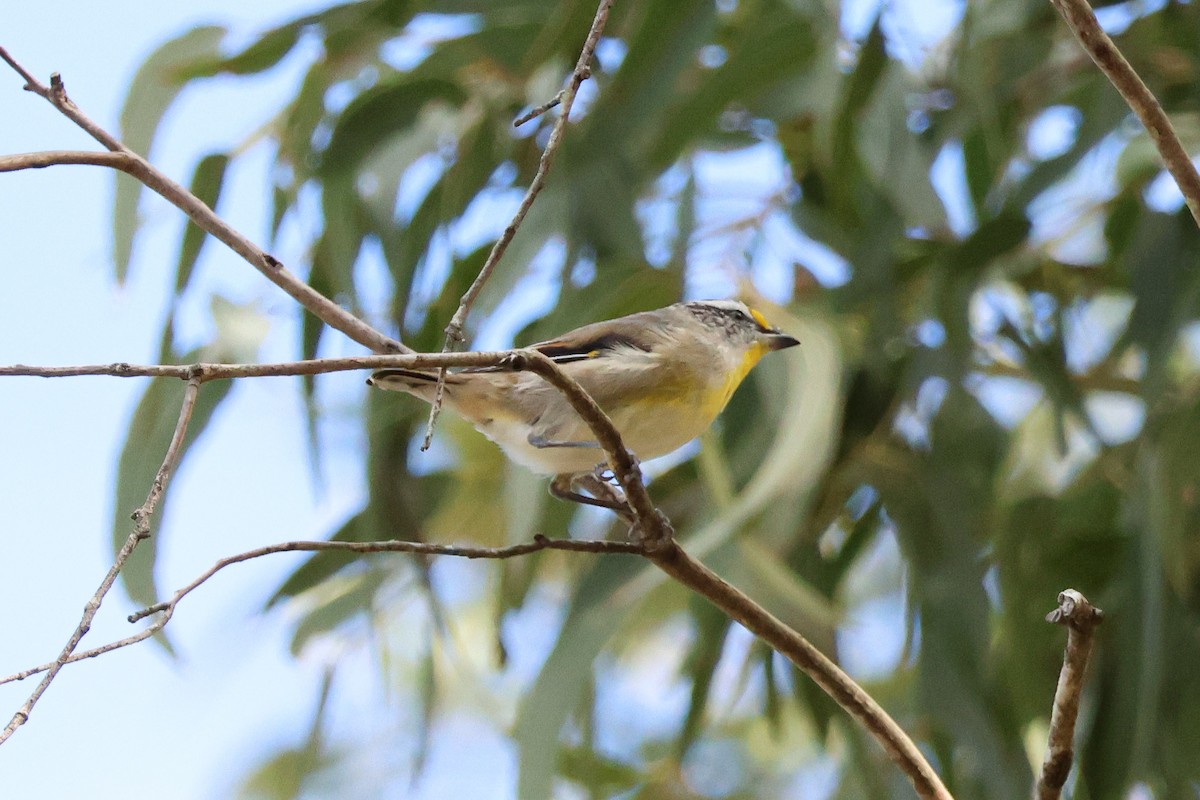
[
  {"x1": 444, "y1": 0, "x2": 612, "y2": 345},
  {"x1": 0, "y1": 373, "x2": 204, "y2": 745},
  {"x1": 0, "y1": 47, "x2": 406, "y2": 355},
  {"x1": 1049, "y1": 0, "x2": 1200, "y2": 227},
  {"x1": 421, "y1": 0, "x2": 613, "y2": 448}
]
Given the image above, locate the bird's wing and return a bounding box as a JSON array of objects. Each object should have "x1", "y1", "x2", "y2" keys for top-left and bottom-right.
[
  {"x1": 458, "y1": 311, "x2": 667, "y2": 374},
  {"x1": 528, "y1": 312, "x2": 664, "y2": 363}
]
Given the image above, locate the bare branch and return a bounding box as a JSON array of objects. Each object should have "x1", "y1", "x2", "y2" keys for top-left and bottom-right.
[
  {"x1": 0, "y1": 352, "x2": 527, "y2": 381},
  {"x1": 444, "y1": 0, "x2": 611, "y2": 343},
  {"x1": 1049, "y1": 0, "x2": 1200, "y2": 227},
  {"x1": 0, "y1": 375, "x2": 204, "y2": 745},
  {"x1": 513, "y1": 77, "x2": 592, "y2": 128},
  {"x1": 130, "y1": 535, "x2": 643, "y2": 622},
  {"x1": 2, "y1": 30, "x2": 952, "y2": 800},
  {"x1": 0, "y1": 352, "x2": 952, "y2": 799},
  {"x1": 0, "y1": 150, "x2": 130, "y2": 173},
  {"x1": 1036, "y1": 589, "x2": 1104, "y2": 800},
  {"x1": 0, "y1": 50, "x2": 406, "y2": 355},
  {"x1": 422, "y1": 0, "x2": 613, "y2": 447},
  {"x1": 0, "y1": 536, "x2": 643, "y2": 685},
  {"x1": 0, "y1": 348, "x2": 663, "y2": 540}
]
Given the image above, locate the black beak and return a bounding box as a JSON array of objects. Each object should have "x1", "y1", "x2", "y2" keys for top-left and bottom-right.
[{"x1": 766, "y1": 331, "x2": 800, "y2": 351}]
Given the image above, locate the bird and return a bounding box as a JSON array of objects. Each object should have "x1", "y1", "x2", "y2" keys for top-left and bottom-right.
[{"x1": 366, "y1": 300, "x2": 799, "y2": 515}]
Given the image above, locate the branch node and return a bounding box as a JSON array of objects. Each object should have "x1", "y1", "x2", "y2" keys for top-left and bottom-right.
[
  {"x1": 499, "y1": 351, "x2": 530, "y2": 371},
  {"x1": 48, "y1": 72, "x2": 67, "y2": 104},
  {"x1": 1045, "y1": 588, "x2": 1104, "y2": 632}
]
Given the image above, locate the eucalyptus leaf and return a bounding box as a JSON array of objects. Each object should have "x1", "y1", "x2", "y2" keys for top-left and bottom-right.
[{"x1": 113, "y1": 25, "x2": 226, "y2": 283}]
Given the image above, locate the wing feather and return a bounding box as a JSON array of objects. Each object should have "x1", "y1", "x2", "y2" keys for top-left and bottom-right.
[{"x1": 529, "y1": 311, "x2": 664, "y2": 363}]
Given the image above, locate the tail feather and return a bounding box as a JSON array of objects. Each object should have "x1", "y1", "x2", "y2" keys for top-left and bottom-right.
[
  {"x1": 367, "y1": 368, "x2": 459, "y2": 402},
  {"x1": 368, "y1": 368, "x2": 439, "y2": 386}
]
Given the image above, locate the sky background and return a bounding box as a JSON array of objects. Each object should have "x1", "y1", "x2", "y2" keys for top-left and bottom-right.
[{"x1": 0, "y1": 2, "x2": 389, "y2": 797}]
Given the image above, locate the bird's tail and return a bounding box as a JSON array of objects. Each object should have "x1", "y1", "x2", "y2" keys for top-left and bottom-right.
[{"x1": 367, "y1": 368, "x2": 459, "y2": 402}]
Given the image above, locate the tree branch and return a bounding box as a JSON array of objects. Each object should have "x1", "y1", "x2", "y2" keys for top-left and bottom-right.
[
  {"x1": 0, "y1": 535, "x2": 643, "y2": 686},
  {"x1": 0, "y1": 375, "x2": 204, "y2": 745},
  {"x1": 421, "y1": 0, "x2": 613, "y2": 447},
  {"x1": 443, "y1": 0, "x2": 611, "y2": 345},
  {"x1": 0, "y1": 47, "x2": 406, "y2": 355},
  {"x1": 0, "y1": 352, "x2": 537, "y2": 381},
  {"x1": 1049, "y1": 0, "x2": 1200, "y2": 227},
  {"x1": 1036, "y1": 589, "x2": 1104, "y2": 800}
]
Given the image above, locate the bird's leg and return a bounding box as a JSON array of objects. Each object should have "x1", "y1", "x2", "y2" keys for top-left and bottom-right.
[{"x1": 549, "y1": 474, "x2": 636, "y2": 526}]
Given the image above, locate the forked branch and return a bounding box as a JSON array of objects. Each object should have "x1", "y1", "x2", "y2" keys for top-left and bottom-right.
[{"x1": 0, "y1": 375, "x2": 203, "y2": 745}]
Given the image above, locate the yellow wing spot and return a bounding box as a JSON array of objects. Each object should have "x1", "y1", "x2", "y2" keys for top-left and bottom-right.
[{"x1": 748, "y1": 307, "x2": 771, "y2": 330}]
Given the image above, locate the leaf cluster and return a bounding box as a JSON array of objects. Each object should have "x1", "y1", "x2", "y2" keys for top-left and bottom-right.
[{"x1": 109, "y1": 1, "x2": 1200, "y2": 797}]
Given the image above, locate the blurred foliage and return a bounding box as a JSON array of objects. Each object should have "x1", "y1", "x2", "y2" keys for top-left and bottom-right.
[{"x1": 111, "y1": 0, "x2": 1200, "y2": 797}]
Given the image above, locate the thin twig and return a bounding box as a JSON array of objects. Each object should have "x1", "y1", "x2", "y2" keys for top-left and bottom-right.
[
  {"x1": 0, "y1": 375, "x2": 203, "y2": 745},
  {"x1": 130, "y1": 535, "x2": 643, "y2": 622},
  {"x1": 0, "y1": 536, "x2": 642, "y2": 685},
  {"x1": 514, "y1": 82, "x2": 582, "y2": 128},
  {"x1": 0, "y1": 50, "x2": 406, "y2": 355},
  {"x1": 0, "y1": 354, "x2": 951, "y2": 798},
  {"x1": 444, "y1": 0, "x2": 609, "y2": 343},
  {"x1": 2, "y1": 32, "x2": 951, "y2": 799},
  {"x1": 421, "y1": 0, "x2": 612, "y2": 448},
  {"x1": 1036, "y1": 589, "x2": 1104, "y2": 800},
  {"x1": 1048, "y1": 0, "x2": 1200, "y2": 227}
]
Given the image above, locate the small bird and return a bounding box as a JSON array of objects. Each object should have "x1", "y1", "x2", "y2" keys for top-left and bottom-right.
[{"x1": 367, "y1": 300, "x2": 799, "y2": 514}]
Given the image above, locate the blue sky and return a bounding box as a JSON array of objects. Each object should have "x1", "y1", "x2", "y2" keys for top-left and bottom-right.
[{"x1": 1, "y1": 3, "x2": 384, "y2": 797}]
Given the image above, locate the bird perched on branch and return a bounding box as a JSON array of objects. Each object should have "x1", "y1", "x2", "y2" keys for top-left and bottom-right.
[{"x1": 367, "y1": 300, "x2": 799, "y2": 516}]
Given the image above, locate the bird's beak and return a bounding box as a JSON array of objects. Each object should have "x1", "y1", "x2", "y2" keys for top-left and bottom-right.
[{"x1": 765, "y1": 331, "x2": 800, "y2": 351}]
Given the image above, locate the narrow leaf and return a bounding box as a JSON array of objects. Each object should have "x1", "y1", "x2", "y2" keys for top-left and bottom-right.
[
  {"x1": 175, "y1": 152, "x2": 230, "y2": 296},
  {"x1": 113, "y1": 25, "x2": 226, "y2": 282}
]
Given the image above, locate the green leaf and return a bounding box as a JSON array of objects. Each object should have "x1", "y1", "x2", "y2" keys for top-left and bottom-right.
[
  {"x1": 678, "y1": 602, "x2": 733, "y2": 758},
  {"x1": 268, "y1": 512, "x2": 366, "y2": 606},
  {"x1": 514, "y1": 555, "x2": 648, "y2": 800},
  {"x1": 319, "y1": 78, "x2": 468, "y2": 176},
  {"x1": 113, "y1": 299, "x2": 264, "y2": 613},
  {"x1": 380, "y1": 115, "x2": 507, "y2": 301},
  {"x1": 174, "y1": 152, "x2": 230, "y2": 296},
  {"x1": 290, "y1": 569, "x2": 386, "y2": 655},
  {"x1": 647, "y1": 10, "x2": 817, "y2": 170},
  {"x1": 184, "y1": 20, "x2": 305, "y2": 78},
  {"x1": 113, "y1": 25, "x2": 226, "y2": 283}
]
